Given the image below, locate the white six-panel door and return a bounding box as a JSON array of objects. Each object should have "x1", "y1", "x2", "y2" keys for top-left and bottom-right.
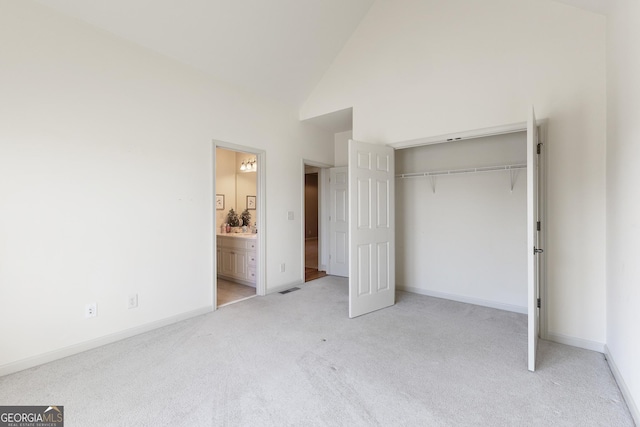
[
  {"x1": 348, "y1": 140, "x2": 395, "y2": 318},
  {"x1": 527, "y1": 106, "x2": 541, "y2": 372},
  {"x1": 329, "y1": 167, "x2": 349, "y2": 277}
]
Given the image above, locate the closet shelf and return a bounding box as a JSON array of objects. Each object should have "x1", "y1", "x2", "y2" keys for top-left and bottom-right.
[
  {"x1": 396, "y1": 163, "x2": 527, "y2": 193},
  {"x1": 395, "y1": 163, "x2": 526, "y2": 179}
]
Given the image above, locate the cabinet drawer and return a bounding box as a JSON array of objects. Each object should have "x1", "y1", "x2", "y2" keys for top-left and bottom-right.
[
  {"x1": 247, "y1": 253, "x2": 257, "y2": 266},
  {"x1": 247, "y1": 267, "x2": 257, "y2": 283},
  {"x1": 217, "y1": 236, "x2": 248, "y2": 249}
]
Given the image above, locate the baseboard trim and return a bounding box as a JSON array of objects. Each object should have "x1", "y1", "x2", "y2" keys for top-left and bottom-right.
[
  {"x1": 398, "y1": 285, "x2": 527, "y2": 314},
  {"x1": 546, "y1": 332, "x2": 605, "y2": 353},
  {"x1": 605, "y1": 345, "x2": 640, "y2": 426},
  {"x1": 0, "y1": 305, "x2": 213, "y2": 378}
]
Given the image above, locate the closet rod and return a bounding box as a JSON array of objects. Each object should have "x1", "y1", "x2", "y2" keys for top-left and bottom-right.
[{"x1": 395, "y1": 163, "x2": 526, "y2": 179}]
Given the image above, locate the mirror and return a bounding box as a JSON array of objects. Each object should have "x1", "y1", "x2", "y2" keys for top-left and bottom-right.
[{"x1": 215, "y1": 148, "x2": 258, "y2": 231}]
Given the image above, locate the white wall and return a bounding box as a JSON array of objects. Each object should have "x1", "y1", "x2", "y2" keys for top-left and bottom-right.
[
  {"x1": 334, "y1": 130, "x2": 352, "y2": 166},
  {"x1": 302, "y1": 0, "x2": 607, "y2": 349},
  {"x1": 606, "y1": 0, "x2": 640, "y2": 421},
  {"x1": 396, "y1": 133, "x2": 527, "y2": 312},
  {"x1": 0, "y1": 0, "x2": 333, "y2": 373}
]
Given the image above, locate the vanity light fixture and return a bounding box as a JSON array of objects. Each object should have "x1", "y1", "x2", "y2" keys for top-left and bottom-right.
[{"x1": 239, "y1": 158, "x2": 257, "y2": 172}]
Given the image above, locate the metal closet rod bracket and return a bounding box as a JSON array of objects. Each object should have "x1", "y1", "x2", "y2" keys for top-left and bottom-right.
[{"x1": 395, "y1": 163, "x2": 527, "y2": 193}]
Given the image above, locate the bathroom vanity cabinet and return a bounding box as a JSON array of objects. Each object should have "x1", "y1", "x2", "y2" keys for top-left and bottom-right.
[{"x1": 217, "y1": 234, "x2": 257, "y2": 287}]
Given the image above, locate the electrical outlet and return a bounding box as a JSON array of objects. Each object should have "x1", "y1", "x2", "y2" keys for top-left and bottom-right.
[
  {"x1": 280, "y1": 263, "x2": 286, "y2": 272},
  {"x1": 287, "y1": 211, "x2": 294, "y2": 220},
  {"x1": 127, "y1": 294, "x2": 138, "y2": 309},
  {"x1": 85, "y1": 303, "x2": 97, "y2": 318}
]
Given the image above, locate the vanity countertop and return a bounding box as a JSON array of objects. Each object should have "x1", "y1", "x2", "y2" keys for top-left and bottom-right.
[{"x1": 217, "y1": 232, "x2": 257, "y2": 239}]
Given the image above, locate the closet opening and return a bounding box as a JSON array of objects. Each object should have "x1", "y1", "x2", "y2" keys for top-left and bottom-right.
[
  {"x1": 326, "y1": 110, "x2": 544, "y2": 369},
  {"x1": 395, "y1": 131, "x2": 530, "y2": 314},
  {"x1": 391, "y1": 117, "x2": 547, "y2": 371}
]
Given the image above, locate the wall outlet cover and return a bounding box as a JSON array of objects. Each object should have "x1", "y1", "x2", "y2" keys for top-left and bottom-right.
[
  {"x1": 85, "y1": 303, "x2": 97, "y2": 318},
  {"x1": 128, "y1": 294, "x2": 138, "y2": 309}
]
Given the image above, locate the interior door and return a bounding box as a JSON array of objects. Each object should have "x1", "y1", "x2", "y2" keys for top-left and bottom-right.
[
  {"x1": 329, "y1": 167, "x2": 349, "y2": 277},
  {"x1": 348, "y1": 140, "x2": 395, "y2": 318},
  {"x1": 527, "y1": 106, "x2": 541, "y2": 371}
]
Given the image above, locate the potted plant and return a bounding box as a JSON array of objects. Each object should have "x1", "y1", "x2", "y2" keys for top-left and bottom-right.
[
  {"x1": 241, "y1": 209, "x2": 252, "y2": 228},
  {"x1": 226, "y1": 208, "x2": 240, "y2": 230}
]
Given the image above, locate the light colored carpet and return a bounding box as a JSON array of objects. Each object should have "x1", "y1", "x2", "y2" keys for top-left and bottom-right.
[{"x1": 0, "y1": 276, "x2": 633, "y2": 426}]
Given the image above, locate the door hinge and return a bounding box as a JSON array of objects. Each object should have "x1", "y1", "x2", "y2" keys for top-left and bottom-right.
[
  {"x1": 537, "y1": 221, "x2": 541, "y2": 231},
  {"x1": 537, "y1": 298, "x2": 541, "y2": 308},
  {"x1": 537, "y1": 143, "x2": 542, "y2": 154}
]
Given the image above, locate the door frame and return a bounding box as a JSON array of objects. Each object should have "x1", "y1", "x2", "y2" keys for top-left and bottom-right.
[
  {"x1": 212, "y1": 140, "x2": 267, "y2": 309},
  {"x1": 301, "y1": 159, "x2": 332, "y2": 281},
  {"x1": 389, "y1": 120, "x2": 548, "y2": 341}
]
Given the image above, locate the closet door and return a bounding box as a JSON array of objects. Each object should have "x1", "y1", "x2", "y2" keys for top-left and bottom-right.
[
  {"x1": 348, "y1": 140, "x2": 395, "y2": 318},
  {"x1": 527, "y1": 106, "x2": 541, "y2": 371}
]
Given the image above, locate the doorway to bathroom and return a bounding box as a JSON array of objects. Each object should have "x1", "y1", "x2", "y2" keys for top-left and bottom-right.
[{"x1": 214, "y1": 143, "x2": 265, "y2": 307}]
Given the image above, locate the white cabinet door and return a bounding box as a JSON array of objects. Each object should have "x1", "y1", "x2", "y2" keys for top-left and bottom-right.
[
  {"x1": 234, "y1": 250, "x2": 248, "y2": 280},
  {"x1": 220, "y1": 249, "x2": 235, "y2": 277},
  {"x1": 348, "y1": 140, "x2": 395, "y2": 318},
  {"x1": 217, "y1": 236, "x2": 256, "y2": 284},
  {"x1": 329, "y1": 167, "x2": 349, "y2": 277}
]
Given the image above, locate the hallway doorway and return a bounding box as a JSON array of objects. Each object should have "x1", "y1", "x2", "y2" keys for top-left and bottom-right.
[{"x1": 304, "y1": 166, "x2": 327, "y2": 282}]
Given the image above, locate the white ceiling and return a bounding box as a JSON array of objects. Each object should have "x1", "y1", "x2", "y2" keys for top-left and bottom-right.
[
  {"x1": 34, "y1": 0, "x2": 609, "y2": 120},
  {"x1": 35, "y1": 0, "x2": 374, "y2": 107}
]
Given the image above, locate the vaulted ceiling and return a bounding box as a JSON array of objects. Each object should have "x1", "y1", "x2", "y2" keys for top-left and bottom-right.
[
  {"x1": 34, "y1": 0, "x2": 609, "y2": 110},
  {"x1": 35, "y1": 0, "x2": 375, "y2": 107}
]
